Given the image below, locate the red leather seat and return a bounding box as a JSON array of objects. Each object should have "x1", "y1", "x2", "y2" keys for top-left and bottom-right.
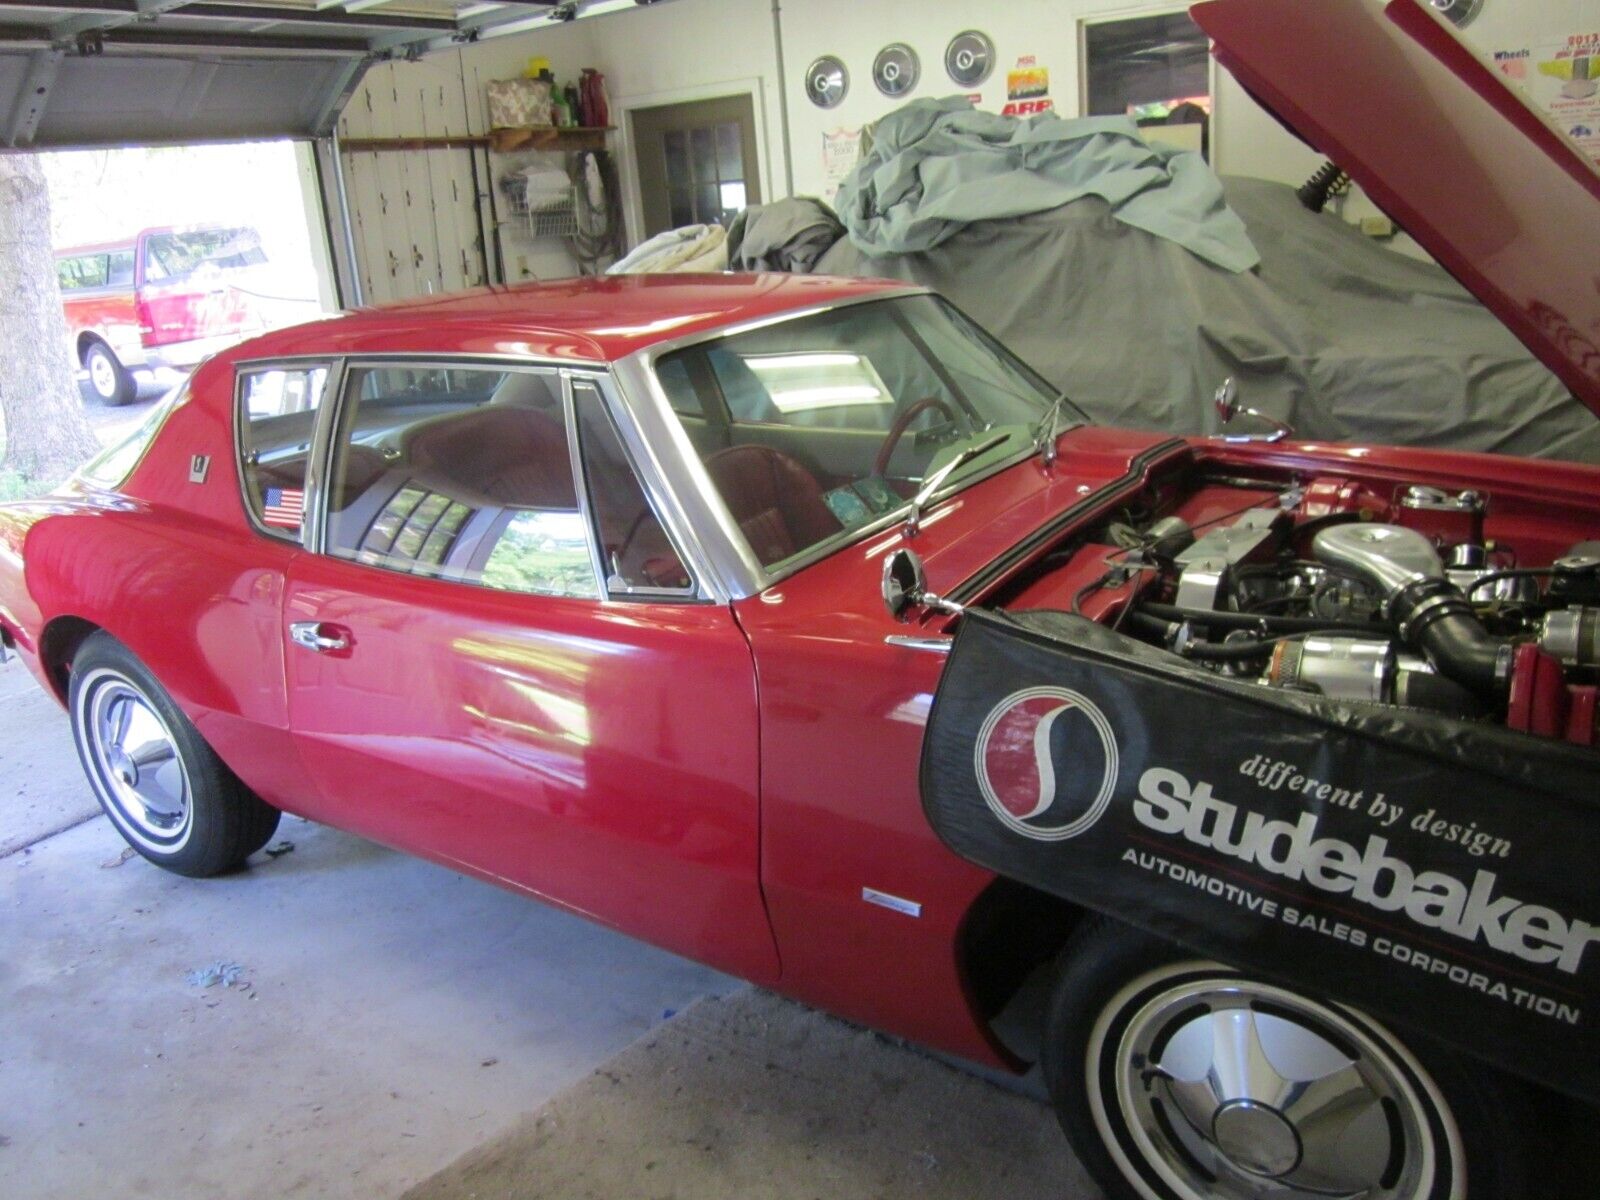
[
  {"x1": 703, "y1": 445, "x2": 841, "y2": 567},
  {"x1": 404, "y1": 406, "x2": 575, "y2": 509}
]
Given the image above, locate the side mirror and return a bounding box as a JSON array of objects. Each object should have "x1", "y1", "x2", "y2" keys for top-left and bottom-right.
[
  {"x1": 1213, "y1": 377, "x2": 1241, "y2": 425},
  {"x1": 1213, "y1": 376, "x2": 1295, "y2": 444},
  {"x1": 882, "y1": 547, "x2": 964, "y2": 621},
  {"x1": 882, "y1": 547, "x2": 928, "y2": 620}
]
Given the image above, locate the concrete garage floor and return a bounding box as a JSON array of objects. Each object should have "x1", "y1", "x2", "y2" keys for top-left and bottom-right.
[
  {"x1": 0, "y1": 656, "x2": 1088, "y2": 1200},
  {"x1": 0, "y1": 656, "x2": 735, "y2": 1199}
]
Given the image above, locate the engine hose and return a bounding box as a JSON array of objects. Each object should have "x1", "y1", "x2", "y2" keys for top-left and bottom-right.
[
  {"x1": 1136, "y1": 601, "x2": 1388, "y2": 637},
  {"x1": 1125, "y1": 612, "x2": 1331, "y2": 664},
  {"x1": 1298, "y1": 160, "x2": 1350, "y2": 212},
  {"x1": 1390, "y1": 580, "x2": 1511, "y2": 695}
]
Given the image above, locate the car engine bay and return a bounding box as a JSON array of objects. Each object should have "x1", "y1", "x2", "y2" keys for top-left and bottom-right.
[{"x1": 1000, "y1": 469, "x2": 1600, "y2": 747}]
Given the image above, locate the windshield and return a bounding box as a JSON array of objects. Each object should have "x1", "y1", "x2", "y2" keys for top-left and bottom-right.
[{"x1": 653, "y1": 294, "x2": 1060, "y2": 572}]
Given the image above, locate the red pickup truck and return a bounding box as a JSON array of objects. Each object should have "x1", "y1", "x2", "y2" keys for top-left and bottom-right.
[{"x1": 55, "y1": 225, "x2": 267, "y2": 405}]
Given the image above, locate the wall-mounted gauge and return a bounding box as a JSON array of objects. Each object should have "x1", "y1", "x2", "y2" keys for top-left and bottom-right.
[
  {"x1": 1429, "y1": 0, "x2": 1483, "y2": 27},
  {"x1": 945, "y1": 30, "x2": 995, "y2": 88},
  {"x1": 805, "y1": 56, "x2": 849, "y2": 109},
  {"x1": 873, "y1": 44, "x2": 921, "y2": 98}
]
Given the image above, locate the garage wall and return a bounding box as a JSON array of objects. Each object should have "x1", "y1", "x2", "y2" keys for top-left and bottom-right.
[
  {"x1": 343, "y1": 0, "x2": 1588, "y2": 299},
  {"x1": 337, "y1": 49, "x2": 496, "y2": 304}
]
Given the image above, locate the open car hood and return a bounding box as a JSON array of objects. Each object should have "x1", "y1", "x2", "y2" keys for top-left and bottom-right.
[{"x1": 1192, "y1": 0, "x2": 1600, "y2": 419}]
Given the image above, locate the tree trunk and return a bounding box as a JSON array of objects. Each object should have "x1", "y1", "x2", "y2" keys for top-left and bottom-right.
[{"x1": 0, "y1": 154, "x2": 101, "y2": 486}]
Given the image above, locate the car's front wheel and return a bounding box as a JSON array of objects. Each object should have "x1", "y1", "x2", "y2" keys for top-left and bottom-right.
[
  {"x1": 69, "y1": 632, "x2": 279, "y2": 876},
  {"x1": 83, "y1": 340, "x2": 136, "y2": 406},
  {"x1": 1044, "y1": 918, "x2": 1532, "y2": 1200}
]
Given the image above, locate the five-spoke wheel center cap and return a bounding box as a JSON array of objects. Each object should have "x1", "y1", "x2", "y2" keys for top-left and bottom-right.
[{"x1": 1212, "y1": 1099, "x2": 1302, "y2": 1178}]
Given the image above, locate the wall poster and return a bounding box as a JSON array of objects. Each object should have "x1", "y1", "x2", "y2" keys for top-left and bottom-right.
[{"x1": 1494, "y1": 32, "x2": 1600, "y2": 164}]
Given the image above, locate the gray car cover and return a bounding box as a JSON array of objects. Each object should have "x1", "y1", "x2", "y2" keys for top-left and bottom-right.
[{"x1": 813, "y1": 177, "x2": 1600, "y2": 463}]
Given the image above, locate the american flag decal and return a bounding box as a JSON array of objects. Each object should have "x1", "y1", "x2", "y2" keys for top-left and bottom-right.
[{"x1": 262, "y1": 486, "x2": 304, "y2": 529}]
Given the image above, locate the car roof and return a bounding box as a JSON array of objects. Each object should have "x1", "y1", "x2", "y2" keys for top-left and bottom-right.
[
  {"x1": 56, "y1": 225, "x2": 254, "y2": 256},
  {"x1": 233, "y1": 274, "x2": 916, "y2": 365}
]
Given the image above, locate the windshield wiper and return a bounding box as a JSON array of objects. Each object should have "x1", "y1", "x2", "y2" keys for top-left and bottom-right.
[
  {"x1": 1034, "y1": 393, "x2": 1072, "y2": 468},
  {"x1": 903, "y1": 433, "x2": 1010, "y2": 538}
]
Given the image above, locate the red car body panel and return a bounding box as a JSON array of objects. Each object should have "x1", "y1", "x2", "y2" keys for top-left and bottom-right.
[
  {"x1": 280, "y1": 551, "x2": 781, "y2": 983},
  {"x1": 1193, "y1": 0, "x2": 1600, "y2": 417}
]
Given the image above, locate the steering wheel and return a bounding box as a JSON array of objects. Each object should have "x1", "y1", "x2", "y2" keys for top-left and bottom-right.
[{"x1": 873, "y1": 396, "x2": 963, "y2": 477}]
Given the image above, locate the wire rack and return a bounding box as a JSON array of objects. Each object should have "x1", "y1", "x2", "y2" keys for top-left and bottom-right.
[{"x1": 505, "y1": 180, "x2": 580, "y2": 240}]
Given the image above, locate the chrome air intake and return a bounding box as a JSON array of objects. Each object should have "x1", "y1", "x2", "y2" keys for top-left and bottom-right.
[{"x1": 1312, "y1": 524, "x2": 1511, "y2": 696}]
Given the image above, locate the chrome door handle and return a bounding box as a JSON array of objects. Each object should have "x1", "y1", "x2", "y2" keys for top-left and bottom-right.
[{"x1": 289, "y1": 621, "x2": 350, "y2": 654}]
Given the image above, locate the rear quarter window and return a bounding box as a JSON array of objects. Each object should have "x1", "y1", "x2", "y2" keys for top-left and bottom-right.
[{"x1": 78, "y1": 382, "x2": 190, "y2": 490}]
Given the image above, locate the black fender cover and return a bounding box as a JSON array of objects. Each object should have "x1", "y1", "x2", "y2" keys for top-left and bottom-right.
[{"x1": 920, "y1": 607, "x2": 1600, "y2": 1102}]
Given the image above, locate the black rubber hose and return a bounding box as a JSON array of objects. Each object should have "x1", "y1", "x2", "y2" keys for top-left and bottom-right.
[
  {"x1": 1391, "y1": 581, "x2": 1508, "y2": 694},
  {"x1": 1124, "y1": 611, "x2": 1346, "y2": 664},
  {"x1": 1136, "y1": 601, "x2": 1389, "y2": 637},
  {"x1": 1395, "y1": 670, "x2": 1486, "y2": 719}
]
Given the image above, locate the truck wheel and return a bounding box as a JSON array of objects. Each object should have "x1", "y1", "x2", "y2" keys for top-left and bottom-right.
[
  {"x1": 69, "y1": 632, "x2": 280, "y2": 877},
  {"x1": 84, "y1": 340, "x2": 136, "y2": 406},
  {"x1": 1043, "y1": 917, "x2": 1531, "y2": 1200}
]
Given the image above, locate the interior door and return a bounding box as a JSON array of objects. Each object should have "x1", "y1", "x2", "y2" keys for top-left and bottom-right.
[
  {"x1": 632, "y1": 94, "x2": 762, "y2": 237},
  {"x1": 281, "y1": 362, "x2": 778, "y2": 981}
]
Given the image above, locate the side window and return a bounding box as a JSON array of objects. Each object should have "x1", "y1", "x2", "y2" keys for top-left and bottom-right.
[
  {"x1": 57, "y1": 254, "x2": 109, "y2": 291},
  {"x1": 238, "y1": 364, "x2": 330, "y2": 541},
  {"x1": 107, "y1": 250, "x2": 135, "y2": 288},
  {"x1": 324, "y1": 365, "x2": 598, "y2": 600},
  {"x1": 573, "y1": 381, "x2": 692, "y2": 596},
  {"x1": 80, "y1": 381, "x2": 190, "y2": 490}
]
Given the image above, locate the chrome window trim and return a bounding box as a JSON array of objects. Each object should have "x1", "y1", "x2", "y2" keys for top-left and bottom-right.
[
  {"x1": 567, "y1": 373, "x2": 706, "y2": 604},
  {"x1": 314, "y1": 357, "x2": 604, "y2": 601},
  {"x1": 559, "y1": 371, "x2": 611, "y2": 601},
  {"x1": 609, "y1": 288, "x2": 1048, "y2": 601},
  {"x1": 233, "y1": 357, "x2": 340, "y2": 548}
]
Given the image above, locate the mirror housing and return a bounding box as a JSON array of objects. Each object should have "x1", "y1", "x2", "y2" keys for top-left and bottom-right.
[
  {"x1": 882, "y1": 548, "x2": 964, "y2": 621},
  {"x1": 1213, "y1": 376, "x2": 1295, "y2": 444}
]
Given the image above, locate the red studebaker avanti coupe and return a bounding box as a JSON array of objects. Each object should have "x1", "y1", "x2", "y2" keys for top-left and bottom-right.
[{"x1": 4, "y1": 3, "x2": 1600, "y2": 1198}]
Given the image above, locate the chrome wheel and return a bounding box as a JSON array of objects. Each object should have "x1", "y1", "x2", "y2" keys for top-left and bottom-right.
[
  {"x1": 1090, "y1": 963, "x2": 1464, "y2": 1200},
  {"x1": 76, "y1": 667, "x2": 192, "y2": 852}
]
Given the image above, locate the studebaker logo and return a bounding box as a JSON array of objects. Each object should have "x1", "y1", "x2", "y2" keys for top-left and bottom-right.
[{"x1": 974, "y1": 687, "x2": 1119, "y2": 841}]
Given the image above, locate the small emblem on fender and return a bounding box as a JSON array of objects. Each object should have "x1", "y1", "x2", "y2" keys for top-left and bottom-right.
[
  {"x1": 862, "y1": 887, "x2": 921, "y2": 918},
  {"x1": 188, "y1": 455, "x2": 210, "y2": 484}
]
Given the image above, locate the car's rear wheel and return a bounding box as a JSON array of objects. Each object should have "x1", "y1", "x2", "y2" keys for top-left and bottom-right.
[
  {"x1": 1044, "y1": 918, "x2": 1531, "y2": 1200},
  {"x1": 69, "y1": 632, "x2": 279, "y2": 876},
  {"x1": 83, "y1": 340, "x2": 136, "y2": 406}
]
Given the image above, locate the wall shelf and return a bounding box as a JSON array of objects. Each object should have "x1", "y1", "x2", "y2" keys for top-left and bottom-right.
[
  {"x1": 488, "y1": 126, "x2": 614, "y2": 154},
  {"x1": 338, "y1": 127, "x2": 613, "y2": 155}
]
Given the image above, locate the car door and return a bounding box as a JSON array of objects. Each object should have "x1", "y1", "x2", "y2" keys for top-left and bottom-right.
[{"x1": 281, "y1": 361, "x2": 779, "y2": 982}]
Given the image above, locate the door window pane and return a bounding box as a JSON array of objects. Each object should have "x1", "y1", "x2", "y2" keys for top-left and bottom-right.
[
  {"x1": 662, "y1": 130, "x2": 688, "y2": 181},
  {"x1": 716, "y1": 123, "x2": 743, "y2": 179},
  {"x1": 668, "y1": 187, "x2": 695, "y2": 229},
  {"x1": 324, "y1": 365, "x2": 598, "y2": 599},
  {"x1": 573, "y1": 381, "x2": 691, "y2": 594},
  {"x1": 690, "y1": 126, "x2": 717, "y2": 181},
  {"x1": 239, "y1": 364, "x2": 330, "y2": 541}
]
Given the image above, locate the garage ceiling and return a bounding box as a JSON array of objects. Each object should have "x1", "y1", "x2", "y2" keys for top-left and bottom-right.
[{"x1": 0, "y1": 0, "x2": 610, "y2": 148}]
